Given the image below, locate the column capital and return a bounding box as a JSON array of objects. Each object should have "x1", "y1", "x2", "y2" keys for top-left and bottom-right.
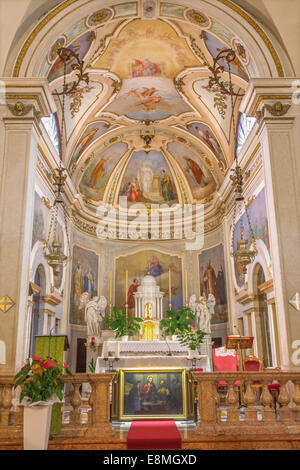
[
  {"x1": 240, "y1": 77, "x2": 299, "y2": 120},
  {"x1": 1, "y1": 78, "x2": 56, "y2": 119}
]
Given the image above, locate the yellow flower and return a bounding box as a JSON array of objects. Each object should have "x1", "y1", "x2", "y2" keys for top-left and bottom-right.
[{"x1": 32, "y1": 364, "x2": 43, "y2": 375}]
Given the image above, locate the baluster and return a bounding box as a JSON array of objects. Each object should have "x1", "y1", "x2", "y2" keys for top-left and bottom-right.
[
  {"x1": 278, "y1": 379, "x2": 293, "y2": 423},
  {"x1": 226, "y1": 380, "x2": 239, "y2": 423},
  {"x1": 88, "y1": 382, "x2": 95, "y2": 427},
  {"x1": 70, "y1": 382, "x2": 82, "y2": 426},
  {"x1": 196, "y1": 377, "x2": 218, "y2": 427},
  {"x1": 244, "y1": 380, "x2": 258, "y2": 423},
  {"x1": 213, "y1": 380, "x2": 223, "y2": 423},
  {"x1": 87, "y1": 373, "x2": 115, "y2": 436},
  {"x1": 261, "y1": 381, "x2": 276, "y2": 422},
  {"x1": 293, "y1": 379, "x2": 300, "y2": 421},
  {"x1": 1, "y1": 384, "x2": 12, "y2": 426}
]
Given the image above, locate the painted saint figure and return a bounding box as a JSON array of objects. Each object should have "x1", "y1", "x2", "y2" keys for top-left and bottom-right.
[
  {"x1": 84, "y1": 267, "x2": 95, "y2": 298},
  {"x1": 184, "y1": 157, "x2": 205, "y2": 185},
  {"x1": 203, "y1": 260, "x2": 219, "y2": 303},
  {"x1": 141, "y1": 376, "x2": 157, "y2": 408},
  {"x1": 133, "y1": 58, "x2": 161, "y2": 77},
  {"x1": 89, "y1": 158, "x2": 108, "y2": 187},
  {"x1": 128, "y1": 278, "x2": 140, "y2": 316},
  {"x1": 146, "y1": 256, "x2": 163, "y2": 277},
  {"x1": 160, "y1": 169, "x2": 174, "y2": 201}
]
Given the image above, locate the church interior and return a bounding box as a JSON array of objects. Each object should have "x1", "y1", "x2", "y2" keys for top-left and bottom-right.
[{"x1": 0, "y1": 0, "x2": 300, "y2": 451}]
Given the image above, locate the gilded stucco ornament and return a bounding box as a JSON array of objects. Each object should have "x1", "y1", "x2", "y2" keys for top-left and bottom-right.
[
  {"x1": 7, "y1": 101, "x2": 33, "y2": 116},
  {"x1": 264, "y1": 101, "x2": 291, "y2": 117}
]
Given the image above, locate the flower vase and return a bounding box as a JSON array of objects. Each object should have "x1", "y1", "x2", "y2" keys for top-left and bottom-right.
[
  {"x1": 188, "y1": 349, "x2": 198, "y2": 359},
  {"x1": 23, "y1": 402, "x2": 53, "y2": 450},
  {"x1": 120, "y1": 335, "x2": 128, "y2": 342}
]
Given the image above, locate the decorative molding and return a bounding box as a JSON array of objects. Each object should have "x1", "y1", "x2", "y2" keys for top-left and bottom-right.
[
  {"x1": 249, "y1": 95, "x2": 292, "y2": 117},
  {"x1": 258, "y1": 279, "x2": 274, "y2": 294},
  {"x1": 29, "y1": 282, "x2": 42, "y2": 296},
  {"x1": 40, "y1": 308, "x2": 56, "y2": 316},
  {"x1": 235, "y1": 290, "x2": 255, "y2": 306},
  {"x1": 217, "y1": 0, "x2": 284, "y2": 77},
  {"x1": 40, "y1": 294, "x2": 62, "y2": 306}
]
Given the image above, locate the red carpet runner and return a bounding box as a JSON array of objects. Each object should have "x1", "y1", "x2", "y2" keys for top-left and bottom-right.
[{"x1": 127, "y1": 420, "x2": 182, "y2": 450}]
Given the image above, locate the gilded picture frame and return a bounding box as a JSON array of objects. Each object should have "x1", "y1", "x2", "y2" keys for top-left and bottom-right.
[{"x1": 116, "y1": 368, "x2": 190, "y2": 421}]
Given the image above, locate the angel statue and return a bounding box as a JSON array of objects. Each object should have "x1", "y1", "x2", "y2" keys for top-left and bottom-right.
[
  {"x1": 188, "y1": 294, "x2": 197, "y2": 315},
  {"x1": 79, "y1": 292, "x2": 107, "y2": 339},
  {"x1": 206, "y1": 293, "x2": 216, "y2": 317},
  {"x1": 198, "y1": 296, "x2": 208, "y2": 332}
]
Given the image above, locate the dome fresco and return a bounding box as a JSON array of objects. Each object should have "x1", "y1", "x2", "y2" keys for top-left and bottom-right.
[{"x1": 44, "y1": 2, "x2": 251, "y2": 212}]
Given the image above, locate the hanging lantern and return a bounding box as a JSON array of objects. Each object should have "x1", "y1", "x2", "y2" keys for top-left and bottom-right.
[
  {"x1": 206, "y1": 47, "x2": 257, "y2": 277},
  {"x1": 44, "y1": 47, "x2": 88, "y2": 273},
  {"x1": 44, "y1": 240, "x2": 67, "y2": 275},
  {"x1": 233, "y1": 227, "x2": 256, "y2": 275}
]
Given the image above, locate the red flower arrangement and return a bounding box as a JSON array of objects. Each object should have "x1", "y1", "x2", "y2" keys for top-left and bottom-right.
[{"x1": 14, "y1": 356, "x2": 72, "y2": 404}]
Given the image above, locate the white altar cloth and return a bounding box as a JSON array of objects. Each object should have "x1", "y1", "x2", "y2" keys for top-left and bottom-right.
[
  {"x1": 95, "y1": 354, "x2": 211, "y2": 372},
  {"x1": 104, "y1": 340, "x2": 190, "y2": 355}
]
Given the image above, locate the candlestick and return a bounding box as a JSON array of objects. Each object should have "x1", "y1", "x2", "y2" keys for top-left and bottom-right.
[
  {"x1": 125, "y1": 270, "x2": 128, "y2": 318},
  {"x1": 103, "y1": 341, "x2": 108, "y2": 358},
  {"x1": 114, "y1": 341, "x2": 120, "y2": 359},
  {"x1": 169, "y1": 268, "x2": 172, "y2": 309},
  {"x1": 109, "y1": 271, "x2": 112, "y2": 302},
  {"x1": 185, "y1": 269, "x2": 188, "y2": 307},
  {"x1": 109, "y1": 271, "x2": 112, "y2": 318}
]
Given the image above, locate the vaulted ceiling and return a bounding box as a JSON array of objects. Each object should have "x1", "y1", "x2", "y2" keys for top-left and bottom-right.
[{"x1": 42, "y1": 2, "x2": 251, "y2": 213}]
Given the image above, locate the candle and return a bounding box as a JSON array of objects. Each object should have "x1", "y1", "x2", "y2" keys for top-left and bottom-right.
[
  {"x1": 169, "y1": 269, "x2": 172, "y2": 305},
  {"x1": 109, "y1": 271, "x2": 112, "y2": 303},
  {"x1": 185, "y1": 269, "x2": 188, "y2": 304},
  {"x1": 103, "y1": 341, "x2": 108, "y2": 358},
  {"x1": 114, "y1": 341, "x2": 120, "y2": 358}
]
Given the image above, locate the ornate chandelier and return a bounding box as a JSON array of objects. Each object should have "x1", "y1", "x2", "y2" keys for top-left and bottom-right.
[
  {"x1": 44, "y1": 47, "x2": 89, "y2": 273},
  {"x1": 207, "y1": 48, "x2": 257, "y2": 279}
]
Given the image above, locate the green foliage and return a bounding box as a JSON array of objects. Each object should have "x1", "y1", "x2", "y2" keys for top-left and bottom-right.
[
  {"x1": 14, "y1": 356, "x2": 72, "y2": 404},
  {"x1": 159, "y1": 307, "x2": 195, "y2": 336},
  {"x1": 104, "y1": 306, "x2": 143, "y2": 338},
  {"x1": 176, "y1": 328, "x2": 207, "y2": 350},
  {"x1": 88, "y1": 358, "x2": 96, "y2": 373}
]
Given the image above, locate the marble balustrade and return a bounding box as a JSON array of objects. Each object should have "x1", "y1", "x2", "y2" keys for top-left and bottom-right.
[{"x1": 0, "y1": 370, "x2": 300, "y2": 440}]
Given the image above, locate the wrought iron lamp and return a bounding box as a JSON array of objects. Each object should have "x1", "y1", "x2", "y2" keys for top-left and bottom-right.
[
  {"x1": 44, "y1": 47, "x2": 89, "y2": 273},
  {"x1": 207, "y1": 48, "x2": 257, "y2": 279}
]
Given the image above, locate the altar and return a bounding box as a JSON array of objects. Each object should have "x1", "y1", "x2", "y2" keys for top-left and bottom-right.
[
  {"x1": 95, "y1": 340, "x2": 211, "y2": 372},
  {"x1": 96, "y1": 340, "x2": 210, "y2": 422}
]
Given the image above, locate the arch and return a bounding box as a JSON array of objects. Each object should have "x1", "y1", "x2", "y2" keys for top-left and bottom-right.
[
  {"x1": 28, "y1": 263, "x2": 47, "y2": 356},
  {"x1": 3, "y1": 0, "x2": 294, "y2": 80}
]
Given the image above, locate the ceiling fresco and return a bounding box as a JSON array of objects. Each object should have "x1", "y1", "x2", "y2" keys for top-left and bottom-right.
[{"x1": 44, "y1": 1, "x2": 251, "y2": 214}]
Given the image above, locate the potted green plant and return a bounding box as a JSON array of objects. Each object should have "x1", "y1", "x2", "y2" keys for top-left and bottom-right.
[
  {"x1": 104, "y1": 307, "x2": 143, "y2": 340},
  {"x1": 14, "y1": 356, "x2": 72, "y2": 450},
  {"x1": 176, "y1": 327, "x2": 207, "y2": 358},
  {"x1": 159, "y1": 307, "x2": 195, "y2": 337}
]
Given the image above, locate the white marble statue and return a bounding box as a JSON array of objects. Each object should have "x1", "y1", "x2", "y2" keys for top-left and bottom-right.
[
  {"x1": 206, "y1": 293, "x2": 216, "y2": 317},
  {"x1": 188, "y1": 294, "x2": 197, "y2": 314},
  {"x1": 80, "y1": 293, "x2": 107, "y2": 338},
  {"x1": 189, "y1": 294, "x2": 216, "y2": 333}
]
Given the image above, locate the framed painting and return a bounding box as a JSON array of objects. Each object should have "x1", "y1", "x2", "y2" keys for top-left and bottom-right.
[{"x1": 116, "y1": 369, "x2": 190, "y2": 421}]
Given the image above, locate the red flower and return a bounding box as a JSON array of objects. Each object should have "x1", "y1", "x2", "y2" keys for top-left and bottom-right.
[
  {"x1": 32, "y1": 355, "x2": 42, "y2": 361},
  {"x1": 40, "y1": 358, "x2": 56, "y2": 369},
  {"x1": 63, "y1": 363, "x2": 68, "y2": 369}
]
